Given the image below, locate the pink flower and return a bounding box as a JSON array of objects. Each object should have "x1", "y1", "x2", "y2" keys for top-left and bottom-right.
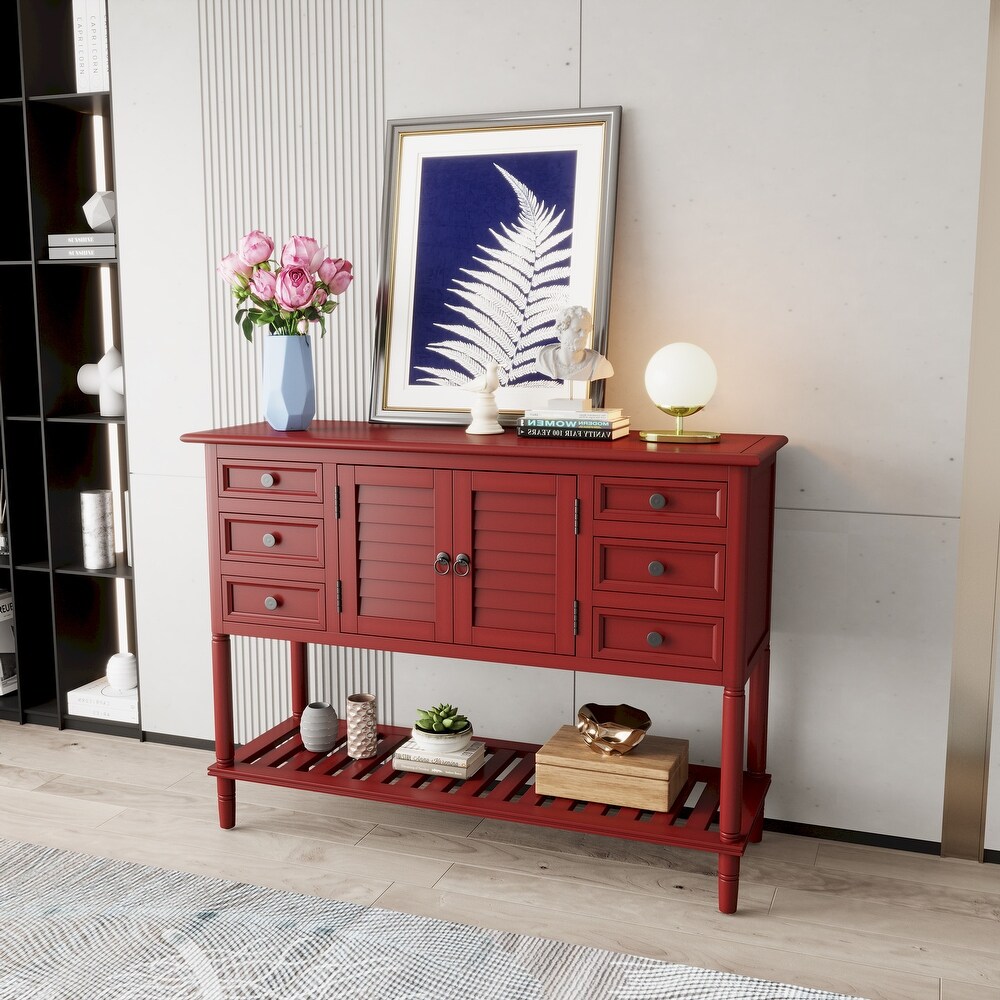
[
  {"x1": 237, "y1": 229, "x2": 274, "y2": 266},
  {"x1": 313, "y1": 288, "x2": 328, "y2": 307},
  {"x1": 319, "y1": 257, "x2": 353, "y2": 295},
  {"x1": 281, "y1": 235, "x2": 325, "y2": 273},
  {"x1": 274, "y1": 265, "x2": 316, "y2": 310},
  {"x1": 217, "y1": 252, "x2": 252, "y2": 287},
  {"x1": 250, "y1": 269, "x2": 276, "y2": 301}
]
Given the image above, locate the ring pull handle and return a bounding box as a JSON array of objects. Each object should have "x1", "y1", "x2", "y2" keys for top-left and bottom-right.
[
  {"x1": 647, "y1": 560, "x2": 665, "y2": 577},
  {"x1": 260, "y1": 473, "x2": 276, "y2": 488},
  {"x1": 648, "y1": 493, "x2": 667, "y2": 510},
  {"x1": 262, "y1": 532, "x2": 277, "y2": 548},
  {"x1": 264, "y1": 595, "x2": 280, "y2": 611},
  {"x1": 453, "y1": 553, "x2": 471, "y2": 577},
  {"x1": 646, "y1": 631, "x2": 664, "y2": 648},
  {"x1": 434, "y1": 552, "x2": 452, "y2": 575}
]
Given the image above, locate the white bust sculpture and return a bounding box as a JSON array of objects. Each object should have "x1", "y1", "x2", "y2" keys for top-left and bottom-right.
[{"x1": 536, "y1": 305, "x2": 614, "y2": 382}]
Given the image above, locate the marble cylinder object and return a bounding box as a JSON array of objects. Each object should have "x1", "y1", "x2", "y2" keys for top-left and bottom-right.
[
  {"x1": 106, "y1": 651, "x2": 138, "y2": 692},
  {"x1": 80, "y1": 490, "x2": 114, "y2": 570},
  {"x1": 299, "y1": 701, "x2": 338, "y2": 753},
  {"x1": 346, "y1": 693, "x2": 378, "y2": 759}
]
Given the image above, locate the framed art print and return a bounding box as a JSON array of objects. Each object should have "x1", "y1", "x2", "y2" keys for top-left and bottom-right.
[{"x1": 369, "y1": 106, "x2": 622, "y2": 424}]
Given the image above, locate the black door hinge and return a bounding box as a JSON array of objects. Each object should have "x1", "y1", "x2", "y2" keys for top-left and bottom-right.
[
  {"x1": 336, "y1": 579, "x2": 343, "y2": 612},
  {"x1": 574, "y1": 497, "x2": 581, "y2": 535},
  {"x1": 573, "y1": 600, "x2": 580, "y2": 636}
]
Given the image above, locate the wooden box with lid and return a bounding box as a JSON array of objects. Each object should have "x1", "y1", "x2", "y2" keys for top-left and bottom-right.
[{"x1": 535, "y1": 724, "x2": 689, "y2": 812}]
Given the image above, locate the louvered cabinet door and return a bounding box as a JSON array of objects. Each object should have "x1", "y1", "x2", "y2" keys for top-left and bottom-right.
[
  {"x1": 338, "y1": 466, "x2": 454, "y2": 641},
  {"x1": 451, "y1": 471, "x2": 577, "y2": 654}
]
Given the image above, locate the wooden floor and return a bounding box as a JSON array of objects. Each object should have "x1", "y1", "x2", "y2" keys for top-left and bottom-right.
[{"x1": 0, "y1": 722, "x2": 997, "y2": 1000}]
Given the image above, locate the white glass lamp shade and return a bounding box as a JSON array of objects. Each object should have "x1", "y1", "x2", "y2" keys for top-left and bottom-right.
[{"x1": 640, "y1": 343, "x2": 721, "y2": 443}]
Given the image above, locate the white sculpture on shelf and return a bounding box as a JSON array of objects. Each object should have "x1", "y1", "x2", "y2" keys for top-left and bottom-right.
[
  {"x1": 463, "y1": 362, "x2": 504, "y2": 435},
  {"x1": 83, "y1": 191, "x2": 116, "y2": 233},
  {"x1": 536, "y1": 305, "x2": 613, "y2": 410},
  {"x1": 106, "y1": 652, "x2": 138, "y2": 693},
  {"x1": 77, "y1": 346, "x2": 124, "y2": 417}
]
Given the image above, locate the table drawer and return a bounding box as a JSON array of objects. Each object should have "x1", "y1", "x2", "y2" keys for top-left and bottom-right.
[
  {"x1": 218, "y1": 459, "x2": 323, "y2": 502},
  {"x1": 222, "y1": 576, "x2": 326, "y2": 630},
  {"x1": 220, "y1": 513, "x2": 324, "y2": 568},
  {"x1": 594, "y1": 537, "x2": 724, "y2": 601},
  {"x1": 593, "y1": 608, "x2": 723, "y2": 672},
  {"x1": 595, "y1": 477, "x2": 726, "y2": 528}
]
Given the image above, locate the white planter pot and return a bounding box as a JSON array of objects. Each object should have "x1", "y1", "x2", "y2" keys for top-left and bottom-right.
[{"x1": 410, "y1": 725, "x2": 473, "y2": 754}]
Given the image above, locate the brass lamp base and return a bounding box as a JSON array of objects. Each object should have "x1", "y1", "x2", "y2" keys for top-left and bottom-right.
[{"x1": 639, "y1": 429, "x2": 721, "y2": 444}]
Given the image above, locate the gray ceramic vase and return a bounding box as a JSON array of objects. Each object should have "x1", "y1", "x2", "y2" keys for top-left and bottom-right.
[{"x1": 299, "y1": 701, "x2": 338, "y2": 752}]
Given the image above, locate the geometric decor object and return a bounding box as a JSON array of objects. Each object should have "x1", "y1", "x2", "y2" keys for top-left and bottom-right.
[{"x1": 83, "y1": 190, "x2": 116, "y2": 232}]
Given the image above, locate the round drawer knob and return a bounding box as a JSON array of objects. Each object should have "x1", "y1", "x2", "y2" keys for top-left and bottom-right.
[
  {"x1": 263, "y1": 595, "x2": 279, "y2": 611},
  {"x1": 646, "y1": 631, "x2": 664, "y2": 648},
  {"x1": 649, "y1": 493, "x2": 667, "y2": 510},
  {"x1": 648, "y1": 560, "x2": 665, "y2": 577},
  {"x1": 260, "y1": 473, "x2": 275, "y2": 488},
  {"x1": 262, "y1": 533, "x2": 277, "y2": 548}
]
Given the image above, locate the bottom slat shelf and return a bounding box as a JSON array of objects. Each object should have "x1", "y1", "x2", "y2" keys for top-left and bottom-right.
[{"x1": 209, "y1": 719, "x2": 770, "y2": 856}]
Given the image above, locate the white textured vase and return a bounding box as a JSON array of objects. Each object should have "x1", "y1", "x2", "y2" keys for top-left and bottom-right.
[
  {"x1": 346, "y1": 693, "x2": 378, "y2": 759},
  {"x1": 299, "y1": 701, "x2": 338, "y2": 752},
  {"x1": 80, "y1": 490, "x2": 114, "y2": 569},
  {"x1": 106, "y1": 652, "x2": 138, "y2": 692}
]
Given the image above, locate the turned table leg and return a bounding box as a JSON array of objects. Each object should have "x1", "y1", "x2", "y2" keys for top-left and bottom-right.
[
  {"x1": 211, "y1": 633, "x2": 236, "y2": 829},
  {"x1": 718, "y1": 684, "x2": 746, "y2": 913},
  {"x1": 290, "y1": 640, "x2": 308, "y2": 719},
  {"x1": 747, "y1": 648, "x2": 771, "y2": 843}
]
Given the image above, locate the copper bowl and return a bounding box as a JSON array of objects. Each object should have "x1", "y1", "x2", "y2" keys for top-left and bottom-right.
[{"x1": 576, "y1": 703, "x2": 652, "y2": 755}]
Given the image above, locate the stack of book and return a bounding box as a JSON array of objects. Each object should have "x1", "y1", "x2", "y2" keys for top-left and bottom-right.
[
  {"x1": 0, "y1": 590, "x2": 16, "y2": 696},
  {"x1": 66, "y1": 676, "x2": 138, "y2": 724},
  {"x1": 516, "y1": 407, "x2": 630, "y2": 440},
  {"x1": 48, "y1": 233, "x2": 116, "y2": 260},
  {"x1": 392, "y1": 738, "x2": 487, "y2": 779},
  {"x1": 72, "y1": 0, "x2": 110, "y2": 93}
]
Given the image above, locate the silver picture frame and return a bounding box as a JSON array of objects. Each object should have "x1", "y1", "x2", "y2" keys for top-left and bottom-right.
[{"x1": 369, "y1": 106, "x2": 622, "y2": 425}]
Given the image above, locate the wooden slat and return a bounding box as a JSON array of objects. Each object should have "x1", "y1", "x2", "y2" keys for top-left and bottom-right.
[{"x1": 474, "y1": 587, "x2": 555, "y2": 615}]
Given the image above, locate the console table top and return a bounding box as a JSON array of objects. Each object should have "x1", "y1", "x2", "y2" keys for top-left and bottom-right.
[{"x1": 181, "y1": 421, "x2": 787, "y2": 467}]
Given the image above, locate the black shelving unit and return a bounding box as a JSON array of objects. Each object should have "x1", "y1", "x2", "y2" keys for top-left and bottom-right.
[{"x1": 0, "y1": 0, "x2": 139, "y2": 735}]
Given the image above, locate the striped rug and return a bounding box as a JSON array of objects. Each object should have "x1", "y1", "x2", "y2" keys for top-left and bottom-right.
[{"x1": 0, "y1": 838, "x2": 866, "y2": 999}]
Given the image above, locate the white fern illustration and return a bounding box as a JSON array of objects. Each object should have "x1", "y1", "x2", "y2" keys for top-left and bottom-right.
[{"x1": 415, "y1": 164, "x2": 572, "y2": 387}]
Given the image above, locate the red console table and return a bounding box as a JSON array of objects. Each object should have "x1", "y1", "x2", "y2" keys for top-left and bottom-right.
[{"x1": 182, "y1": 421, "x2": 786, "y2": 913}]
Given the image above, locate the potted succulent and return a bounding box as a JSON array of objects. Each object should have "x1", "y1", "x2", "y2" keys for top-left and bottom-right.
[{"x1": 412, "y1": 702, "x2": 473, "y2": 752}]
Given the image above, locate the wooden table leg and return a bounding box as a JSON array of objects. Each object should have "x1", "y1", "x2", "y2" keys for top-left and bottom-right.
[
  {"x1": 211, "y1": 633, "x2": 236, "y2": 829},
  {"x1": 718, "y1": 684, "x2": 746, "y2": 912},
  {"x1": 290, "y1": 640, "x2": 308, "y2": 719},
  {"x1": 747, "y1": 648, "x2": 770, "y2": 843}
]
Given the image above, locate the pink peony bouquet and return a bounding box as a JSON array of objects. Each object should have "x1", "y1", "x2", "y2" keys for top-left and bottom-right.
[{"x1": 217, "y1": 230, "x2": 353, "y2": 340}]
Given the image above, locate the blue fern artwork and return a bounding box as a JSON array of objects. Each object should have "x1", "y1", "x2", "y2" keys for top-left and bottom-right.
[{"x1": 408, "y1": 150, "x2": 577, "y2": 387}]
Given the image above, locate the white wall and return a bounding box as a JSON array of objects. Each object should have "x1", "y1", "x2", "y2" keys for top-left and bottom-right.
[{"x1": 111, "y1": 0, "x2": 997, "y2": 846}]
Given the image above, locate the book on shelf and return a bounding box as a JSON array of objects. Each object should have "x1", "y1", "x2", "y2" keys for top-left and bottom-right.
[
  {"x1": 72, "y1": 0, "x2": 88, "y2": 92},
  {"x1": 393, "y1": 738, "x2": 486, "y2": 767},
  {"x1": 66, "y1": 677, "x2": 138, "y2": 724},
  {"x1": 393, "y1": 738, "x2": 486, "y2": 778},
  {"x1": 517, "y1": 424, "x2": 630, "y2": 441},
  {"x1": 74, "y1": 0, "x2": 109, "y2": 92},
  {"x1": 48, "y1": 233, "x2": 116, "y2": 247},
  {"x1": 392, "y1": 756, "x2": 486, "y2": 779},
  {"x1": 48, "y1": 245, "x2": 116, "y2": 260},
  {"x1": 517, "y1": 416, "x2": 630, "y2": 430},
  {"x1": 522, "y1": 407, "x2": 623, "y2": 422},
  {"x1": 0, "y1": 590, "x2": 16, "y2": 696},
  {"x1": 88, "y1": 0, "x2": 109, "y2": 91}
]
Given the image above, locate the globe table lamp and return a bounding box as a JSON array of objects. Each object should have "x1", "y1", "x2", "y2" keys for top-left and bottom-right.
[{"x1": 638, "y1": 342, "x2": 721, "y2": 443}]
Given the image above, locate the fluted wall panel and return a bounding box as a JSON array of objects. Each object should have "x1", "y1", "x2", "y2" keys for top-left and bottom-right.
[{"x1": 199, "y1": 0, "x2": 390, "y2": 741}]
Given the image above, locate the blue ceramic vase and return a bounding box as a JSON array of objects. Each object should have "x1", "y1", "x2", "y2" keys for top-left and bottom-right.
[{"x1": 261, "y1": 334, "x2": 316, "y2": 431}]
